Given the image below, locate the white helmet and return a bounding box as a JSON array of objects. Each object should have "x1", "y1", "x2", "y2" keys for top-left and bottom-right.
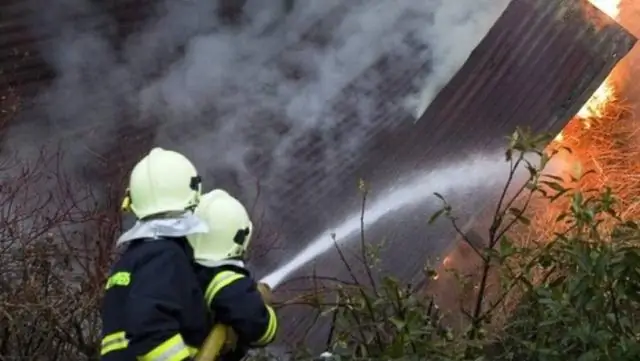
[
  {"x1": 187, "y1": 189, "x2": 253, "y2": 264},
  {"x1": 123, "y1": 147, "x2": 202, "y2": 219}
]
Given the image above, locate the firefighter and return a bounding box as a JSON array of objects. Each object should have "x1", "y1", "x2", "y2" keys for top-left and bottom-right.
[
  {"x1": 187, "y1": 189, "x2": 278, "y2": 361},
  {"x1": 100, "y1": 147, "x2": 211, "y2": 361}
]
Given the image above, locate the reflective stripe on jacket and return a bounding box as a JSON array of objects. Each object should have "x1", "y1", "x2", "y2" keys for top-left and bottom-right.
[
  {"x1": 100, "y1": 237, "x2": 210, "y2": 361},
  {"x1": 196, "y1": 264, "x2": 279, "y2": 357}
]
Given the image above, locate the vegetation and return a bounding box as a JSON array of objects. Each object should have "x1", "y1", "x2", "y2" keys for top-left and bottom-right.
[
  {"x1": 252, "y1": 127, "x2": 640, "y2": 361},
  {"x1": 1, "y1": 127, "x2": 639, "y2": 361},
  {"x1": 0, "y1": 148, "x2": 118, "y2": 361}
]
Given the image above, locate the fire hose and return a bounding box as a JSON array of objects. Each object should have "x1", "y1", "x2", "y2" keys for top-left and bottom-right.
[{"x1": 194, "y1": 283, "x2": 274, "y2": 361}]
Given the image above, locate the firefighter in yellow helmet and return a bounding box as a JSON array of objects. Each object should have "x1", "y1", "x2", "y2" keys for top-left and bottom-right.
[
  {"x1": 100, "y1": 147, "x2": 210, "y2": 361},
  {"x1": 187, "y1": 189, "x2": 278, "y2": 361}
]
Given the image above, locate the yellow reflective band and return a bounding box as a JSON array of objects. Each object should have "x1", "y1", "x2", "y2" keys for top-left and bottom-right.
[
  {"x1": 101, "y1": 331, "x2": 129, "y2": 356},
  {"x1": 255, "y1": 305, "x2": 278, "y2": 345},
  {"x1": 138, "y1": 333, "x2": 190, "y2": 361},
  {"x1": 187, "y1": 345, "x2": 198, "y2": 357},
  {"x1": 105, "y1": 271, "x2": 131, "y2": 290},
  {"x1": 121, "y1": 194, "x2": 132, "y2": 212},
  {"x1": 204, "y1": 271, "x2": 244, "y2": 305}
]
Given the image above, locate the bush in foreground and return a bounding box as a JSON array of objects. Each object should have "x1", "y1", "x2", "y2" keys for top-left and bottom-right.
[
  {"x1": 256, "y1": 128, "x2": 640, "y2": 361},
  {"x1": 0, "y1": 150, "x2": 116, "y2": 361}
]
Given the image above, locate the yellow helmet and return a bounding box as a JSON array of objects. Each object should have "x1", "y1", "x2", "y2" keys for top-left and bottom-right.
[
  {"x1": 187, "y1": 189, "x2": 253, "y2": 263},
  {"x1": 124, "y1": 147, "x2": 202, "y2": 219}
]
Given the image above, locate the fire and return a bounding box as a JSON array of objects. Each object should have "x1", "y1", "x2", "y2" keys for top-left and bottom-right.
[
  {"x1": 588, "y1": 0, "x2": 621, "y2": 18},
  {"x1": 554, "y1": 0, "x2": 621, "y2": 142},
  {"x1": 577, "y1": 80, "x2": 616, "y2": 119},
  {"x1": 578, "y1": 0, "x2": 621, "y2": 119}
]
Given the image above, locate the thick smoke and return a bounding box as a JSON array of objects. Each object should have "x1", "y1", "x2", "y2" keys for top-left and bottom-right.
[{"x1": 9, "y1": 0, "x2": 511, "y2": 200}]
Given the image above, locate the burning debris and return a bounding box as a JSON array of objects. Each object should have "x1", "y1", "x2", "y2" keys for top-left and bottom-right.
[
  {"x1": 555, "y1": 0, "x2": 621, "y2": 142},
  {"x1": 536, "y1": 0, "x2": 640, "y2": 234},
  {"x1": 589, "y1": 0, "x2": 621, "y2": 19}
]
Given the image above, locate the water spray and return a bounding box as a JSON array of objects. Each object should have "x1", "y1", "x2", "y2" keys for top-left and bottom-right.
[
  {"x1": 259, "y1": 151, "x2": 511, "y2": 289},
  {"x1": 251, "y1": 151, "x2": 514, "y2": 360}
]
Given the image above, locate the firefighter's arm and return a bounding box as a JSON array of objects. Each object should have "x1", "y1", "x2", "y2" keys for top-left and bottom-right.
[
  {"x1": 126, "y1": 246, "x2": 195, "y2": 361},
  {"x1": 205, "y1": 271, "x2": 278, "y2": 347}
]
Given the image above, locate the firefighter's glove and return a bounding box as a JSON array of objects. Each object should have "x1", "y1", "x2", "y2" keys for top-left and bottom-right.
[{"x1": 257, "y1": 282, "x2": 273, "y2": 306}]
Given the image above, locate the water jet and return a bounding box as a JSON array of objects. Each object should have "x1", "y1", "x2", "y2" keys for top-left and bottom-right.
[{"x1": 260, "y1": 151, "x2": 511, "y2": 288}]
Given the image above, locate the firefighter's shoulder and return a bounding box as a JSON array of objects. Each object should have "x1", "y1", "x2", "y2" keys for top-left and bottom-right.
[
  {"x1": 105, "y1": 238, "x2": 193, "y2": 288},
  {"x1": 126, "y1": 238, "x2": 192, "y2": 267},
  {"x1": 197, "y1": 265, "x2": 251, "y2": 305}
]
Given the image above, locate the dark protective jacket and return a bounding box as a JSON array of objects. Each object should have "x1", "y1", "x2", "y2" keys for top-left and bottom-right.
[
  {"x1": 100, "y1": 237, "x2": 211, "y2": 361},
  {"x1": 195, "y1": 262, "x2": 278, "y2": 361}
]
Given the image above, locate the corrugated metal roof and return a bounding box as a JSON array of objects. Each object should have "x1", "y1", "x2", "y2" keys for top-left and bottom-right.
[
  {"x1": 0, "y1": 0, "x2": 156, "y2": 94},
  {"x1": 0, "y1": 0, "x2": 636, "y2": 347},
  {"x1": 0, "y1": 0, "x2": 161, "y2": 183}
]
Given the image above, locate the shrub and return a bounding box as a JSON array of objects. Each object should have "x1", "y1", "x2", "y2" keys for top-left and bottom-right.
[
  {"x1": 254, "y1": 128, "x2": 640, "y2": 361},
  {"x1": 0, "y1": 149, "x2": 118, "y2": 361}
]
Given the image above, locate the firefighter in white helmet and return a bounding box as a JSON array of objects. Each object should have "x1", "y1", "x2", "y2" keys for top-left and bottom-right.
[
  {"x1": 188, "y1": 189, "x2": 278, "y2": 361},
  {"x1": 100, "y1": 147, "x2": 211, "y2": 361}
]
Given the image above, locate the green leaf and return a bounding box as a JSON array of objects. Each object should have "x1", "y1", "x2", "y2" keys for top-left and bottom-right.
[
  {"x1": 433, "y1": 192, "x2": 446, "y2": 202},
  {"x1": 500, "y1": 237, "x2": 515, "y2": 258},
  {"x1": 428, "y1": 209, "x2": 445, "y2": 224},
  {"x1": 389, "y1": 316, "x2": 406, "y2": 330},
  {"x1": 543, "y1": 174, "x2": 565, "y2": 182},
  {"x1": 549, "y1": 188, "x2": 569, "y2": 202},
  {"x1": 556, "y1": 212, "x2": 568, "y2": 222},
  {"x1": 577, "y1": 350, "x2": 600, "y2": 361},
  {"x1": 505, "y1": 148, "x2": 513, "y2": 161},
  {"x1": 508, "y1": 207, "x2": 530, "y2": 225},
  {"x1": 540, "y1": 180, "x2": 566, "y2": 193}
]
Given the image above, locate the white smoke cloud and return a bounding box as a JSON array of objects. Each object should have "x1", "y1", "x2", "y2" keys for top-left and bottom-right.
[
  {"x1": 409, "y1": 0, "x2": 512, "y2": 117},
  {"x1": 9, "y1": 0, "x2": 512, "y2": 199}
]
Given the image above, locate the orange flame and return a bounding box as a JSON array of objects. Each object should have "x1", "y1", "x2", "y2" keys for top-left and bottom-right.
[
  {"x1": 579, "y1": 0, "x2": 620, "y2": 119},
  {"x1": 577, "y1": 80, "x2": 616, "y2": 119},
  {"x1": 588, "y1": 0, "x2": 621, "y2": 18},
  {"x1": 554, "y1": 0, "x2": 621, "y2": 142}
]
